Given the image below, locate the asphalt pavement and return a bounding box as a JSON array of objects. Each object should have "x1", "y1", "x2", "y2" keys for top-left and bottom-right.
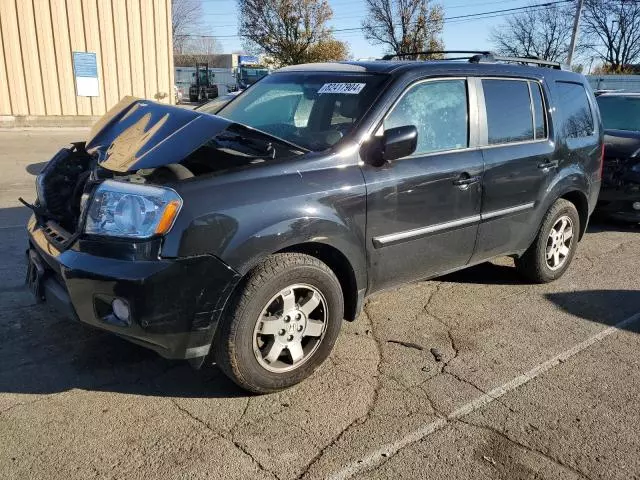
[{"x1": 0, "y1": 130, "x2": 639, "y2": 480}]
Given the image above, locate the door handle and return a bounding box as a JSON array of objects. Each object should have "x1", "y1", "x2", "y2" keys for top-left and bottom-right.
[
  {"x1": 538, "y1": 160, "x2": 559, "y2": 170},
  {"x1": 453, "y1": 174, "x2": 481, "y2": 187}
]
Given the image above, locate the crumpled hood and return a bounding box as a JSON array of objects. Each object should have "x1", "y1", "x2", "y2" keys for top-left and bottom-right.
[{"x1": 86, "y1": 97, "x2": 233, "y2": 173}]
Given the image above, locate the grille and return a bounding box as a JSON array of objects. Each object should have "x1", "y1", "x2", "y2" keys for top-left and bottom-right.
[{"x1": 42, "y1": 222, "x2": 71, "y2": 248}]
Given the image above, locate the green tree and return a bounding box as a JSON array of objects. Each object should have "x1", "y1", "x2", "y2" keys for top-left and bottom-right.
[{"x1": 238, "y1": 0, "x2": 348, "y2": 66}]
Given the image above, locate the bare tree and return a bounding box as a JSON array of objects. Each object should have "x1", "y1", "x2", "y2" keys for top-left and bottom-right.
[
  {"x1": 582, "y1": 0, "x2": 640, "y2": 71},
  {"x1": 489, "y1": 2, "x2": 575, "y2": 61},
  {"x1": 238, "y1": 0, "x2": 348, "y2": 66},
  {"x1": 362, "y1": 0, "x2": 444, "y2": 59},
  {"x1": 172, "y1": 0, "x2": 204, "y2": 54},
  {"x1": 181, "y1": 37, "x2": 223, "y2": 63}
]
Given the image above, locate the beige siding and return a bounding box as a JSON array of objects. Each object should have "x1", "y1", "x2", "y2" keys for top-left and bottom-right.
[
  {"x1": 127, "y1": 1, "x2": 145, "y2": 98},
  {"x1": 50, "y1": 0, "x2": 77, "y2": 115},
  {"x1": 140, "y1": 0, "x2": 158, "y2": 100},
  {"x1": 96, "y1": 0, "x2": 120, "y2": 109},
  {"x1": 154, "y1": 0, "x2": 171, "y2": 103},
  {"x1": 0, "y1": 0, "x2": 173, "y2": 117},
  {"x1": 0, "y1": 0, "x2": 29, "y2": 115},
  {"x1": 0, "y1": 12, "x2": 12, "y2": 115},
  {"x1": 67, "y1": 0, "x2": 92, "y2": 115},
  {"x1": 33, "y1": 0, "x2": 63, "y2": 115},
  {"x1": 16, "y1": 1, "x2": 46, "y2": 115},
  {"x1": 81, "y1": 0, "x2": 106, "y2": 115}
]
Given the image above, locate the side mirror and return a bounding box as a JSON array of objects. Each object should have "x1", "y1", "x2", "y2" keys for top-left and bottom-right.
[{"x1": 382, "y1": 125, "x2": 418, "y2": 161}]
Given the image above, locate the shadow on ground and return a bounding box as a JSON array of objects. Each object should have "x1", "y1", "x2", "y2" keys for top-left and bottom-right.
[
  {"x1": 0, "y1": 205, "x2": 32, "y2": 226},
  {"x1": 438, "y1": 261, "x2": 522, "y2": 286},
  {"x1": 1, "y1": 206, "x2": 638, "y2": 401},
  {"x1": 546, "y1": 289, "x2": 640, "y2": 332},
  {"x1": 0, "y1": 310, "x2": 246, "y2": 399},
  {"x1": 0, "y1": 203, "x2": 245, "y2": 400}
]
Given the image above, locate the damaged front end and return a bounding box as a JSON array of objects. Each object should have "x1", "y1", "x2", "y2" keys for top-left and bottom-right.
[
  {"x1": 28, "y1": 96, "x2": 302, "y2": 242},
  {"x1": 23, "y1": 97, "x2": 290, "y2": 361},
  {"x1": 598, "y1": 135, "x2": 640, "y2": 222}
]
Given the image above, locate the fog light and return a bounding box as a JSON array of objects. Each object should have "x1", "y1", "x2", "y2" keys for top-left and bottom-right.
[
  {"x1": 112, "y1": 298, "x2": 130, "y2": 323},
  {"x1": 633, "y1": 202, "x2": 640, "y2": 211}
]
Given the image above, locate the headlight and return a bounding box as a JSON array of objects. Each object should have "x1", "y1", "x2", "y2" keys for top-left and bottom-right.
[{"x1": 85, "y1": 180, "x2": 182, "y2": 238}]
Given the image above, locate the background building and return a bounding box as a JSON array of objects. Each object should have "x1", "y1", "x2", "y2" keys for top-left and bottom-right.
[{"x1": 0, "y1": 0, "x2": 174, "y2": 127}]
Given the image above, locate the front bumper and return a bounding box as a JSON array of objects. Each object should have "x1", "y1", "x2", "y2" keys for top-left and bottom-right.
[{"x1": 26, "y1": 215, "x2": 241, "y2": 360}]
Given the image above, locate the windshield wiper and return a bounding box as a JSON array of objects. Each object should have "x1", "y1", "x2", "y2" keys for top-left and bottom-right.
[
  {"x1": 230, "y1": 123, "x2": 309, "y2": 153},
  {"x1": 214, "y1": 133, "x2": 276, "y2": 159}
]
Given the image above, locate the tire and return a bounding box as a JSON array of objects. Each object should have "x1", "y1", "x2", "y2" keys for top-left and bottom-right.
[
  {"x1": 515, "y1": 199, "x2": 580, "y2": 283},
  {"x1": 213, "y1": 253, "x2": 344, "y2": 393},
  {"x1": 189, "y1": 94, "x2": 198, "y2": 102}
]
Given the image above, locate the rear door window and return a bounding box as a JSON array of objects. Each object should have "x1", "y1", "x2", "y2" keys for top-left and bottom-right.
[
  {"x1": 555, "y1": 82, "x2": 595, "y2": 138},
  {"x1": 482, "y1": 79, "x2": 534, "y2": 145}
]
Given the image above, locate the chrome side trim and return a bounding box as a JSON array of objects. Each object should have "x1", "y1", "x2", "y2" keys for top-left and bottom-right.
[
  {"x1": 372, "y1": 202, "x2": 536, "y2": 248},
  {"x1": 372, "y1": 214, "x2": 481, "y2": 248},
  {"x1": 481, "y1": 202, "x2": 535, "y2": 220}
]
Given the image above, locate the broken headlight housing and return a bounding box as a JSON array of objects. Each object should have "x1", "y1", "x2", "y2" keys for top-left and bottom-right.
[{"x1": 85, "y1": 180, "x2": 182, "y2": 239}]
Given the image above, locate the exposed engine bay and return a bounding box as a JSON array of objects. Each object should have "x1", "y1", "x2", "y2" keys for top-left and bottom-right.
[
  {"x1": 27, "y1": 97, "x2": 303, "y2": 242},
  {"x1": 31, "y1": 136, "x2": 297, "y2": 240},
  {"x1": 31, "y1": 143, "x2": 197, "y2": 237},
  {"x1": 602, "y1": 156, "x2": 640, "y2": 190}
]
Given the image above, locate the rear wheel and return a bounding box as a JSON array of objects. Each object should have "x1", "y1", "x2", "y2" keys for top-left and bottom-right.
[
  {"x1": 515, "y1": 199, "x2": 580, "y2": 283},
  {"x1": 213, "y1": 253, "x2": 343, "y2": 393}
]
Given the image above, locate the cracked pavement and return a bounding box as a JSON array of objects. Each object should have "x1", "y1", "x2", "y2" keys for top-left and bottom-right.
[{"x1": 1, "y1": 131, "x2": 639, "y2": 480}]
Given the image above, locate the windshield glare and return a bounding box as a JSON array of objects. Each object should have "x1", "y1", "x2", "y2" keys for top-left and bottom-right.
[
  {"x1": 215, "y1": 72, "x2": 388, "y2": 151},
  {"x1": 597, "y1": 96, "x2": 640, "y2": 131}
]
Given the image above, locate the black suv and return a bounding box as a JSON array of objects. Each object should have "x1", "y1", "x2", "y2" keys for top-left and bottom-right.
[{"x1": 25, "y1": 53, "x2": 602, "y2": 393}]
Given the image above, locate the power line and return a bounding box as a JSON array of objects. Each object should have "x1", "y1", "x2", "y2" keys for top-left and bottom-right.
[
  {"x1": 200, "y1": 0, "x2": 530, "y2": 26},
  {"x1": 177, "y1": 0, "x2": 573, "y2": 39}
]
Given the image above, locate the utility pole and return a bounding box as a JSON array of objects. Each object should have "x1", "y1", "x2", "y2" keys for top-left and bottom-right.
[{"x1": 567, "y1": 0, "x2": 585, "y2": 66}]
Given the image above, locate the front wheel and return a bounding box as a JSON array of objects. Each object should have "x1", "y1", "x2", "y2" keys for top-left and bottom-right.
[
  {"x1": 213, "y1": 253, "x2": 344, "y2": 393},
  {"x1": 515, "y1": 198, "x2": 580, "y2": 283}
]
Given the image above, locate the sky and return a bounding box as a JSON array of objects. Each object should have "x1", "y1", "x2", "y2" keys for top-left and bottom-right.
[{"x1": 199, "y1": 0, "x2": 537, "y2": 59}]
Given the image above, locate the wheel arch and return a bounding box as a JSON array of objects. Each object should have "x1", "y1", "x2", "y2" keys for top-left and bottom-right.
[
  {"x1": 276, "y1": 242, "x2": 360, "y2": 322},
  {"x1": 559, "y1": 190, "x2": 589, "y2": 240},
  {"x1": 210, "y1": 209, "x2": 368, "y2": 323}
]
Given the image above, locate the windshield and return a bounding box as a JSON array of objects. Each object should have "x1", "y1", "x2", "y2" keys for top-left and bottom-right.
[
  {"x1": 196, "y1": 94, "x2": 236, "y2": 115},
  {"x1": 239, "y1": 68, "x2": 269, "y2": 86},
  {"x1": 597, "y1": 95, "x2": 640, "y2": 131},
  {"x1": 215, "y1": 72, "x2": 389, "y2": 151}
]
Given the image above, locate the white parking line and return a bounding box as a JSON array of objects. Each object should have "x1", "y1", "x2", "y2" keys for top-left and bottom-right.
[{"x1": 328, "y1": 311, "x2": 640, "y2": 480}]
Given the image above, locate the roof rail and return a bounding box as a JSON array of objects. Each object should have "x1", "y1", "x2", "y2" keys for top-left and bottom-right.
[
  {"x1": 479, "y1": 54, "x2": 569, "y2": 70},
  {"x1": 380, "y1": 50, "x2": 570, "y2": 70},
  {"x1": 381, "y1": 51, "x2": 493, "y2": 61}
]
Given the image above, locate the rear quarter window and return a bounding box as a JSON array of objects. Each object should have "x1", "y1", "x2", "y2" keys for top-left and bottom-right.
[{"x1": 555, "y1": 82, "x2": 595, "y2": 138}]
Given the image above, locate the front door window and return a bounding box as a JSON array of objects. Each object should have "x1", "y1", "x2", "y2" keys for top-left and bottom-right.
[{"x1": 384, "y1": 79, "x2": 469, "y2": 155}]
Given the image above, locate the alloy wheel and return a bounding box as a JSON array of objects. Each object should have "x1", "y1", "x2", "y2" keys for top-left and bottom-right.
[
  {"x1": 546, "y1": 215, "x2": 574, "y2": 271},
  {"x1": 252, "y1": 284, "x2": 328, "y2": 373}
]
